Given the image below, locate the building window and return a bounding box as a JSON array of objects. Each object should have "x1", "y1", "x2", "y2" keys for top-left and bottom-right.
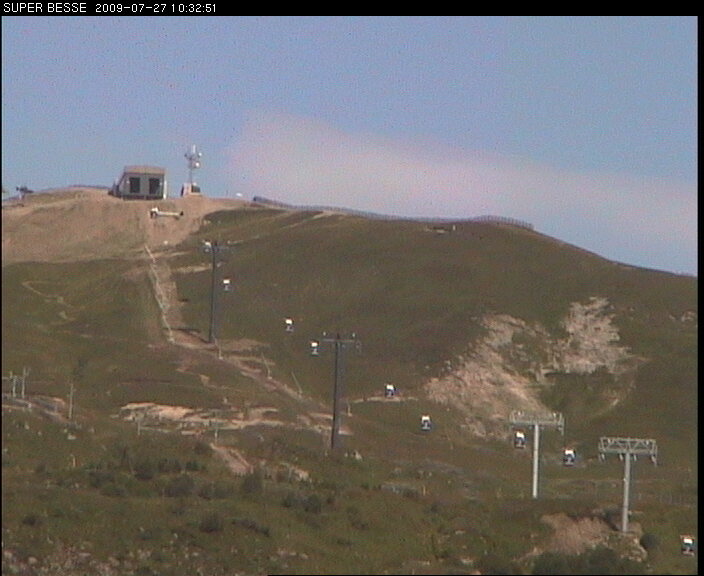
[
  {"x1": 148, "y1": 178, "x2": 161, "y2": 196},
  {"x1": 129, "y1": 177, "x2": 141, "y2": 195}
]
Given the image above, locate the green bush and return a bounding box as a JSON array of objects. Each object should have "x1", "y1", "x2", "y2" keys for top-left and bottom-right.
[
  {"x1": 241, "y1": 469, "x2": 263, "y2": 497},
  {"x1": 133, "y1": 458, "x2": 156, "y2": 480},
  {"x1": 157, "y1": 458, "x2": 182, "y2": 474},
  {"x1": 639, "y1": 532, "x2": 659, "y2": 552},
  {"x1": 281, "y1": 491, "x2": 298, "y2": 508},
  {"x1": 89, "y1": 469, "x2": 116, "y2": 488},
  {"x1": 165, "y1": 474, "x2": 195, "y2": 497},
  {"x1": 193, "y1": 441, "x2": 211, "y2": 456},
  {"x1": 198, "y1": 481, "x2": 233, "y2": 500},
  {"x1": 21, "y1": 513, "x2": 42, "y2": 527},
  {"x1": 302, "y1": 493, "x2": 323, "y2": 514},
  {"x1": 530, "y1": 546, "x2": 646, "y2": 575},
  {"x1": 199, "y1": 512, "x2": 224, "y2": 533},
  {"x1": 233, "y1": 517, "x2": 270, "y2": 537},
  {"x1": 185, "y1": 459, "x2": 204, "y2": 472},
  {"x1": 100, "y1": 482, "x2": 127, "y2": 497},
  {"x1": 530, "y1": 551, "x2": 571, "y2": 575},
  {"x1": 476, "y1": 553, "x2": 520, "y2": 574}
]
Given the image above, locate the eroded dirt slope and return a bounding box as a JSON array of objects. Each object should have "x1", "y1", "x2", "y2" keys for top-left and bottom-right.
[{"x1": 425, "y1": 297, "x2": 643, "y2": 439}]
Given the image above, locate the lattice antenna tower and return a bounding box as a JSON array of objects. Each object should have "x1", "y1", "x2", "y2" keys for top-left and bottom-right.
[{"x1": 185, "y1": 144, "x2": 202, "y2": 186}]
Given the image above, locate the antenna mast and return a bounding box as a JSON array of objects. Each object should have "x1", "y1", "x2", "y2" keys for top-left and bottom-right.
[{"x1": 184, "y1": 144, "x2": 202, "y2": 186}]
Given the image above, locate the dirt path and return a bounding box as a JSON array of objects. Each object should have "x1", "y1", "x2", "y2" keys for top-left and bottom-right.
[{"x1": 209, "y1": 443, "x2": 253, "y2": 476}]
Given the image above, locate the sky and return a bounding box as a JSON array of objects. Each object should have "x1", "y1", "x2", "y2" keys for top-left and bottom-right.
[{"x1": 1, "y1": 16, "x2": 697, "y2": 275}]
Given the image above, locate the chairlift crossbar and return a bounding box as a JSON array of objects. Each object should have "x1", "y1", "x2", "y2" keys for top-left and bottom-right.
[
  {"x1": 598, "y1": 437, "x2": 658, "y2": 457},
  {"x1": 509, "y1": 410, "x2": 564, "y2": 432}
]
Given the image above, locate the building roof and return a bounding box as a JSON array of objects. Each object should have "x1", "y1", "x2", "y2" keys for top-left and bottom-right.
[{"x1": 122, "y1": 165, "x2": 165, "y2": 176}]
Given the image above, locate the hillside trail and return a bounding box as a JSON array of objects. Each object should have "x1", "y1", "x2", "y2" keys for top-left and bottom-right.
[{"x1": 2, "y1": 187, "x2": 330, "y2": 427}]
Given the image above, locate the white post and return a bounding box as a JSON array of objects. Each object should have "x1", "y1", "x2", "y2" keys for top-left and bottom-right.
[
  {"x1": 622, "y1": 452, "x2": 632, "y2": 532},
  {"x1": 532, "y1": 422, "x2": 540, "y2": 499}
]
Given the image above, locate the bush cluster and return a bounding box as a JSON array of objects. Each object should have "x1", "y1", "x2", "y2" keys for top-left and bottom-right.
[
  {"x1": 164, "y1": 474, "x2": 195, "y2": 498},
  {"x1": 199, "y1": 512, "x2": 224, "y2": 533},
  {"x1": 530, "y1": 546, "x2": 646, "y2": 575},
  {"x1": 280, "y1": 491, "x2": 323, "y2": 513}
]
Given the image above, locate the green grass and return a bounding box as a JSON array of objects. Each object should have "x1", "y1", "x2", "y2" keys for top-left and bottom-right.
[{"x1": 2, "y1": 202, "x2": 697, "y2": 575}]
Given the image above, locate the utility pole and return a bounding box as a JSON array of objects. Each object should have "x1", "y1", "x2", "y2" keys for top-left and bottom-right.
[
  {"x1": 310, "y1": 332, "x2": 361, "y2": 452},
  {"x1": 598, "y1": 436, "x2": 658, "y2": 533},
  {"x1": 202, "y1": 240, "x2": 232, "y2": 344},
  {"x1": 509, "y1": 410, "x2": 564, "y2": 499},
  {"x1": 5, "y1": 370, "x2": 16, "y2": 397},
  {"x1": 68, "y1": 381, "x2": 75, "y2": 421},
  {"x1": 20, "y1": 367, "x2": 29, "y2": 398}
]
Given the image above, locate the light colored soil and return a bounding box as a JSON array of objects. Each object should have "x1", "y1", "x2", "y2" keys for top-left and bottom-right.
[
  {"x1": 2, "y1": 187, "x2": 246, "y2": 264},
  {"x1": 209, "y1": 443, "x2": 253, "y2": 476},
  {"x1": 424, "y1": 299, "x2": 642, "y2": 440},
  {"x1": 540, "y1": 513, "x2": 613, "y2": 555}
]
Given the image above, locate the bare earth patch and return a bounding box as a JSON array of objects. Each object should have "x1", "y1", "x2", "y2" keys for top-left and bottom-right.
[{"x1": 425, "y1": 298, "x2": 643, "y2": 439}]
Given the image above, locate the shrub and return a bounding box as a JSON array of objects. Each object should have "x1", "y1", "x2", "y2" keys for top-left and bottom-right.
[
  {"x1": 241, "y1": 469, "x2": 263, "y2": 497},
  {"x1": 100, "y1": 482, "x2": 127, "y2": 497},
  {"x1": 530, "y1": 551, "x2": 570, "y2": 575},
  {"x1": 530, "y1": 547, "x2": 646, "y2": 575},
  {"x1": 233, "y1": 517, "x2": 270, "y2": 537},
  {"x1": 21, "y1": 513, "x2": 42, "y2": 527},
  {"x1": 639, "y1": 532, "x2": 659, "y2": 552},
  {"x1": 133, "y1": 458, "x2": 156, "y2": 481},
  {"x1": 281, "y1": 491, "x2": 298, "y2": 508},
  {"x1": 199, "y1": 512, "x2": 224, "y2": 533},
  {"x1": 193, "y1": 441, "x2": 211, "y2": 456},
  {"x1": 198, "y1": 481, "x2": 233, "y2": 500},
  {"x1": 157, "y1": 458, "x2": 182, "y2": 474},
  {"x1": 302, "y1": 493, "x2": 322, "y2": 514},
  {"x1": 165, "y1": 474, "x2": 195, "y2": 498},
  {"x1": 185, "y1": 460, "x2": 204, "y2": 472},
  {"x1": 476, "y1": 552, "x2": 520, "y2": 575},
  {"x1": 89, "y1": 469, "x2": 115, "y2": 488}
]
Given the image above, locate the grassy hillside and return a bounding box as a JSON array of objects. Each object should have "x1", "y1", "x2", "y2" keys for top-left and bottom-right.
[
  {"x1": 176, "y1": 207, "x2": 696, "y2": 435},
  {"x1": 2, "y1": 192, "x2": 697, "y2": 575}
]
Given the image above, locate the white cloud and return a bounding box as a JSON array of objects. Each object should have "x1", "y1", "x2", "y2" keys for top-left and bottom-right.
[{"x1": 227, "y1": 112, "x2": 697, "y2": 275}]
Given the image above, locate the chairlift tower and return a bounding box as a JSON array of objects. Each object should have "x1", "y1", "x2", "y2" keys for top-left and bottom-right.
[
  {"x1": 598, "y1": 436, "x2": 658, "y2": 533},
  {"x1": 202, "y1": 240, "x2": 232, "y2": 344},
  {"x1": 509, "y1": 410, "x2": 564, "y2": 499},
  {"x1": 310, "y1": 332, "x2": 361, "y2": 452}
]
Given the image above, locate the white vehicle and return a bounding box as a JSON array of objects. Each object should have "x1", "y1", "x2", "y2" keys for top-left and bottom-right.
[
  {"x1": 385, "y1": 383, "x2": 396, "y2": 398},
  {"x1": 513, "y1": 430, "x2": 526, "y2": 449}
]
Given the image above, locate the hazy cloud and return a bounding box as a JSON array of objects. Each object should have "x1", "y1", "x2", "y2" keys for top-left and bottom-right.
[{"x1": 227, "y1": 112, "x2": 696, "y2": 274}]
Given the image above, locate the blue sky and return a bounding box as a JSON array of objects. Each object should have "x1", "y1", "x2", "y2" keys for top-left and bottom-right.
[{"x1": 1, "y1": 16, "x2": 697, "y2": 275}]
